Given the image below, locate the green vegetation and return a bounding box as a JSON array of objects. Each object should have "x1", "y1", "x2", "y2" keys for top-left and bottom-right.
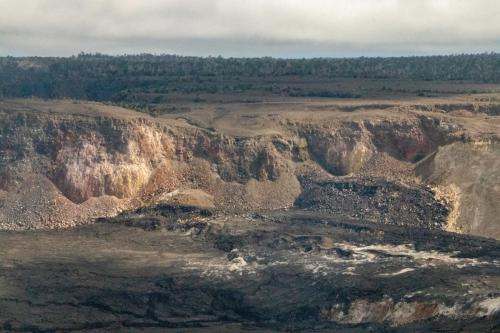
[{"x1": 1, "y1": 53, "x2": 499, "y2": 110}]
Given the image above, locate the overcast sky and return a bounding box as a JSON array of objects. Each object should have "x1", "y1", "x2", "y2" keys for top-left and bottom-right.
[{"x1": 1, "y1": 0, "x2": 500, "y2": 57}]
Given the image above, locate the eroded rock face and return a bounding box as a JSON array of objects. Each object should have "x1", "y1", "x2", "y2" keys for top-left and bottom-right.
[
  {"x1": 0, "y1": 174, "x2": 125, "y2": 230},
  {"x1": 417, "y1": 142, "x2": 500, "y2": 239},
  {"x1": 321, "y1": 298, "x2": 443, "y2": 326},
  {"x1": 364, "y1": 116, "x2": 458, "y2": 162},
  {"x1": 0, "y1": 110, "x2": 302, "y2": 226},
  {"x1": 320, "y1": 297, "x2": 498, "y2": 327},
  {"x1": 0, "y1": 99, "x2": 498, "y2": 236},
  {"x1": 300, "y1": 116, "x2": 460, "y2": 176},
  {"x1": 302, "y1": 122, "x2": 375, "y2": 175}
]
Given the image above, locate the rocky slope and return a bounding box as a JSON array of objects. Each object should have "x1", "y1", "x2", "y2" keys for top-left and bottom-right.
[
  {"x1": 0, "y1": 97, "x2": 499, "y2": 238},
  {"x1": 417, "y1": 142, "x2": 500, "y2": 239}
]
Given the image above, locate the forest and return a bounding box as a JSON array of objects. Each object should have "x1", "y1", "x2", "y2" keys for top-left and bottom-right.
[{"x1": 1, "y1": 53, "x2": 499, "y2": 106}]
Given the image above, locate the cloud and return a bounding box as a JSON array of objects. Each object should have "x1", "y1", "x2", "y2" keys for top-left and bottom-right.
[{"x1": 1, "y1": 0, "x2": 499, "y2": 57}]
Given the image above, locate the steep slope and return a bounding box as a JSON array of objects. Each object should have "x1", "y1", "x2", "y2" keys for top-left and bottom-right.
[
  {"x1": 0, "y1": 174, "x2": 125, "y2": 230},
  {"x1": 417, "y1": 142, "x2": 500, "y2": 239},
  {"x1": 0, "y1": 98, "x2": 499, "y2": 238}
]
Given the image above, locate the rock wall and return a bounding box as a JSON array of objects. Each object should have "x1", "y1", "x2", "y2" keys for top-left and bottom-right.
[
  {"x1": 417, "y1": 142, "x2": 500, "y2": 239},
  {"x1": 0, "y1": 100, "x2": 498, "y2": 236}
]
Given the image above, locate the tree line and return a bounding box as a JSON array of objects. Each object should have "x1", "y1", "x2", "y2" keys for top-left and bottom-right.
[{"x1": 0, "y1": 53, "x2": 499, "y2": 101}]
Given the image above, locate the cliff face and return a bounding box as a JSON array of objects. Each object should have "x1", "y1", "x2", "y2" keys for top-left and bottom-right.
[
  {"x1": 417, "y1": 142, "x2": 500, "y2": 239},
  {"x1": 0, "y1": 99, "x2": 498, "y2": 238},
  {"x1": 0, "y1": 102, "x2": 302, "y2": 228}
]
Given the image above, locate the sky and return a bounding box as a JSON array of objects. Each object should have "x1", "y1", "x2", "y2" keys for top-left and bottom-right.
[{"x1": 1, "y1": 0, "x2": 500, "y2": 58}]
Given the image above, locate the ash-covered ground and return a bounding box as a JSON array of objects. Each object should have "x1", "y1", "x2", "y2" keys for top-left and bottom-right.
[{"x1": 0, "y1": 204, "x2": 498, "y2": 332}]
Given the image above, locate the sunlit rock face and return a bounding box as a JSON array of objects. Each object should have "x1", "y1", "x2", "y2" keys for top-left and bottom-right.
[
  {"x1": 0, "y1": 99, "x2": 498, "y2": 238},
  {"x1": 417, "y1": 142, "x2": 500, "y2": 239},
  {"x1": 302, "y1": 122, "x2": 375, "y2": 176}
]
